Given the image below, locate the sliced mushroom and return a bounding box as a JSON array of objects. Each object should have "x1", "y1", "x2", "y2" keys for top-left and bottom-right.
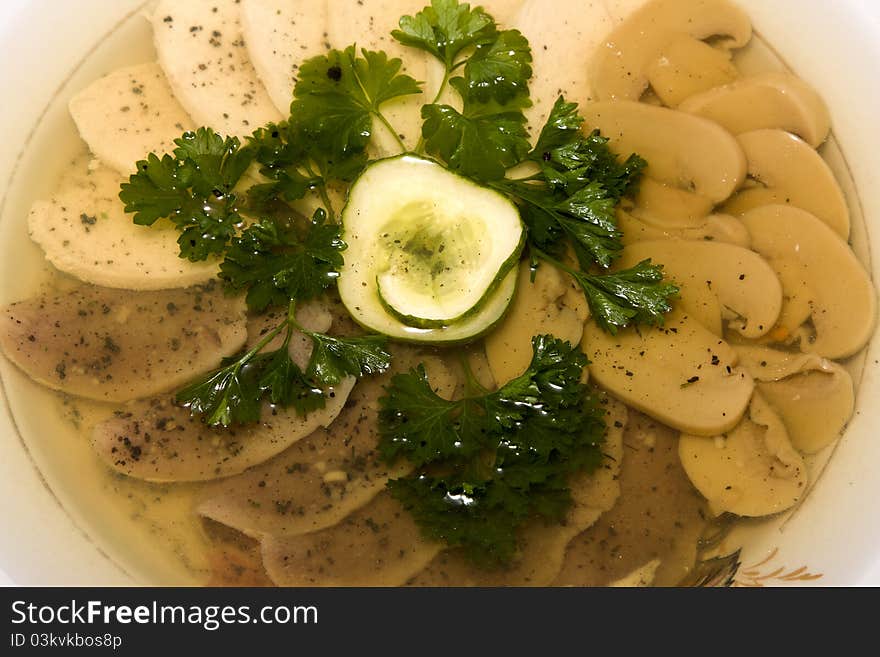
[
  {"x1": 591, "y1": 0, "x2": 751, "y2": 101},
  {"x1": 0, "y1": 283, "x2": 246, "y2": 403},
  {"x1": 679, "y1": 72, "x2": 831, "y2": 148},
  {"x1": 722, "y1": 130, "x2": 849, "y2": 238},
  {"x1": 514, "y1": 0, "x2": 614, "y2": 132},
  {"x1": 241, "y1": 0, "x2": 329, "y2": 115},
  {"x1": 69, "y1": 62, "x2": 195, "y2": 175},
  {"x1": 152, "y1": 0, "x2": 283, "y2": 137},
  {"x1": 646, "y1": 35, "x2": 739, "y2": 107},
  {"x1": 619, "y1": 211, "x2": 751, "y2": 249},
  {"x1": 733, "y1": 345, "x2": 854, "y2": 454},
  {"x1": 89, "y1": 304, "x2": 358, "y2": 482},
  {"x1": 408, "y1": 397, "x2": 626, "y2": 586},
  {"x1": 485, "y1": 260, "x2": 589, "y2": 386},
  {"x1": 679, "y1": 393, "x2": 807, "y2": 517},
  {"x1": 630, "y1": 178, "x2": 714, "y2": 229},
  {"x1": 196, "y1": 348, "x2": 458, "y2": 535},
  {"x1": 741, "y1": 205, "x2": 876, "y2": 359},
  {"x1": 261, "y1": 492, "x2": 442, "y2": 586},
  {"x1": 759, "y1": 257, "x2": 812, "y2": 338},
  {"x1": 582, "y1": 309, "x2": 754, "y2": 436},
  {"x1": 581, "y1": 101, "x2": 746, "y2": 203},
  {"x1": 27, "y1": 164, "x2": 218, "y2": 290},
  {"x1": 620, "y1": 240, "x2": 782, "y2": 339}
]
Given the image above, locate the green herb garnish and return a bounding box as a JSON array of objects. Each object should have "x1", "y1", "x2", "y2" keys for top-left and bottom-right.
[
  {"x1": 379, "y1": 335, "x2": 606, "y2": 566},
  {"x1": 119, "y1": 128, "x2": 254, "y2": 261},
  {"x1": 176, "y1": 304, "x2": 392, "y2": 427}
]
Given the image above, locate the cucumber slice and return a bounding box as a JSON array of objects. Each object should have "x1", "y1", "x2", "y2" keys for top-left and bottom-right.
[{"x1": 338, "y1": 155, "x2": 524, "y2": 343}]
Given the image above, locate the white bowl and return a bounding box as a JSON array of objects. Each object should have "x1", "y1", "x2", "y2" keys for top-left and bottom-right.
[{"x1": 1, "y1": 0, "x2": 879, "y2": 586}]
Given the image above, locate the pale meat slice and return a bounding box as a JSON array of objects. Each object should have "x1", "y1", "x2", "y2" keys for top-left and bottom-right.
[
  {"x1": 69, "y1": 62, "x2": 195, "y2": 175},
  {"x1": 196, "y1": 347, "x2": 459, "y2": 537},
  {"x1": 609, "y1": 559, "x2": 662, "y2": 586},
  {"x1": 241, "y1": 0, "x2": 329, "y2": 115},
  {"x1": 152, "y1": 0, "x2": 283, "y2": 137},
  {"x1": 0, "y1": 282, "x2": 246, "y2": 403},
  {"x1": 513, "y1": 0, "x2": 614, "y2": 135},
  {"x1": 27, "y1": 164, "x2": 218, "y2": 290},
  {"x1": 261, "y1": 491, "x2": 442, "y2": 586},
  {"x1": 408, "y1": 397, "x2": 626, "y2": 586},
  {"x1": 89, "y1": 304, "x2": 358, "y2": 482},
  {"x1": 328, "y1": 0, "x2": 432, "y2": 156},
  {"x1": 553, "y1": 410, "x2": 709, "y2": 586}
]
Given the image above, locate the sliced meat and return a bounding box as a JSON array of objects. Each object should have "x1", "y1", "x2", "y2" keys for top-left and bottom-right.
[{"x1": 0, "y1": 282, "x2": 246, "y2": 402}]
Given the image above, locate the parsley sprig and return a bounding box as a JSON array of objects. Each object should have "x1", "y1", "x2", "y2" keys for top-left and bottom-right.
[
  {"x1": 379, "y1": 335, "x2": 606, "y2": 566},
  {"x1": 219, "y1": 209, "x2": 345, "y2": 313},
  {"x1": 248, "y1": 46, "x2": 423, "y2": 213},
  {"x1": 120, "y1": 128, "x2": 254, "y2": 261},
  {"x1": 177, "y1": 303, "x2": 392, "y2": 427},
  {"x1": 397, "y1": 0, "x2": 534, "y2": 180}
]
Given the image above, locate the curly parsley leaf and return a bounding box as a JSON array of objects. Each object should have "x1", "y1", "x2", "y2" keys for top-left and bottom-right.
[
  {"x1": 417, "y1": 15, "x2": 533, "y2": 182},
  {"x1": 421, "y1": 97, "x2": 531, "y2": 181},
  {"x1": 219, "y1": 209, "x2": 345, "y2": 313},
  {"x1": 175, "y1": 353, "x2": 264, "y2": 427},
  {"x1": 177, "y1": 311, "x2": 391, "y2": 428},
  {"x1": 533, "y1": 250, "x2": 679, "y2": 335},
  {"x1": 293, "y1": 46, "x2": 421, "y2": 154},
  {"x1": 119, "y1": 128, "x2": 254, "y2": 261},
  {"x1": 464, "y1": 29, "x2": 533, "y2": 105},
  {"x1": 380, "y1": 336, "x2": 606, "y2": 565},
  {"x1": 393, "y1": 0, "x2": 496, "y2": 67},
  {"x1": 303, "y1": 333, "x2": 393, "y2": 386}
]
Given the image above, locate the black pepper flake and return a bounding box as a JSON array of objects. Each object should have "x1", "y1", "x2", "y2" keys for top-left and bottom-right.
[{"x1": 326, "y1": 65, "x2": 342, "y2": 81}]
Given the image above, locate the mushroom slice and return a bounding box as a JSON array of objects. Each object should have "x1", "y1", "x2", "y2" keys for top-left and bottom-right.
[
  {"x1": 722, "y1": 130, "x2": 850, "y2": 239},
  {"x1": 618, "y1": 211, "x2": 751, "y2": 249},
  {"x1": 582, "y1": 309, "x2": 754, "y2": 436},
  {"x1": 261, "y1": 492, "x2": 442, "y2": 586},
  {"x1": 241, "y1": 0, "x2": 329, "y2": 116},
  {"x1": 89, "y1": 304, "x2": 358, "y2": 482},
  {"x1": 630, "y1": 178, "x2": 714, "y2": 229},
  {"x1": 620, "y1": 240, "x2": 782, "y2": 339},
  {"x1": 0, "y1": 283, "x2": 246, "y2": 403},
  {"x1": 581, "y1": 102, "x2": 746, "y2": 203},
  {"x1": 679, "y1": 393, "x2": 807, "y2": 517},
  {"x1": 329, "y1": 0, "x2": 431, "y2": 155},
  {"x1": 485, "y1": 260, "x2": 589, "y2": 386},
  {"x1": 27, "y1": 164, "x2": 218, "y2": 290},
  {"x1": 408, "y1": 397, "x2": 626, "y2": 586},
  {"x1": 196, "y1": 349, "x2": 457, "y2": 536},
  {"x1": 591, "y1": 0, "x2": 751, "y2": 101},
  {"x1": 69, "y1": 62, "x2": 195, "y2": 175},
  {"x1": 152, "y1": 0, "x2": 283, "y2": 137},
  {"x1": 679, "y1": 73, "x2": 831, "y2": 148},
  {"x1": 741, "y1": 205, "x2": 876, "y2": 359},
  {"x1": 733, "y1": 345, "x2": 854, "y2": 454},
  {"x1": 513, "y1": 0, "x2": 613, "y2": 132},
  {"x1": 646, "y1": 35, "x2": 739, "y2": 108}
]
